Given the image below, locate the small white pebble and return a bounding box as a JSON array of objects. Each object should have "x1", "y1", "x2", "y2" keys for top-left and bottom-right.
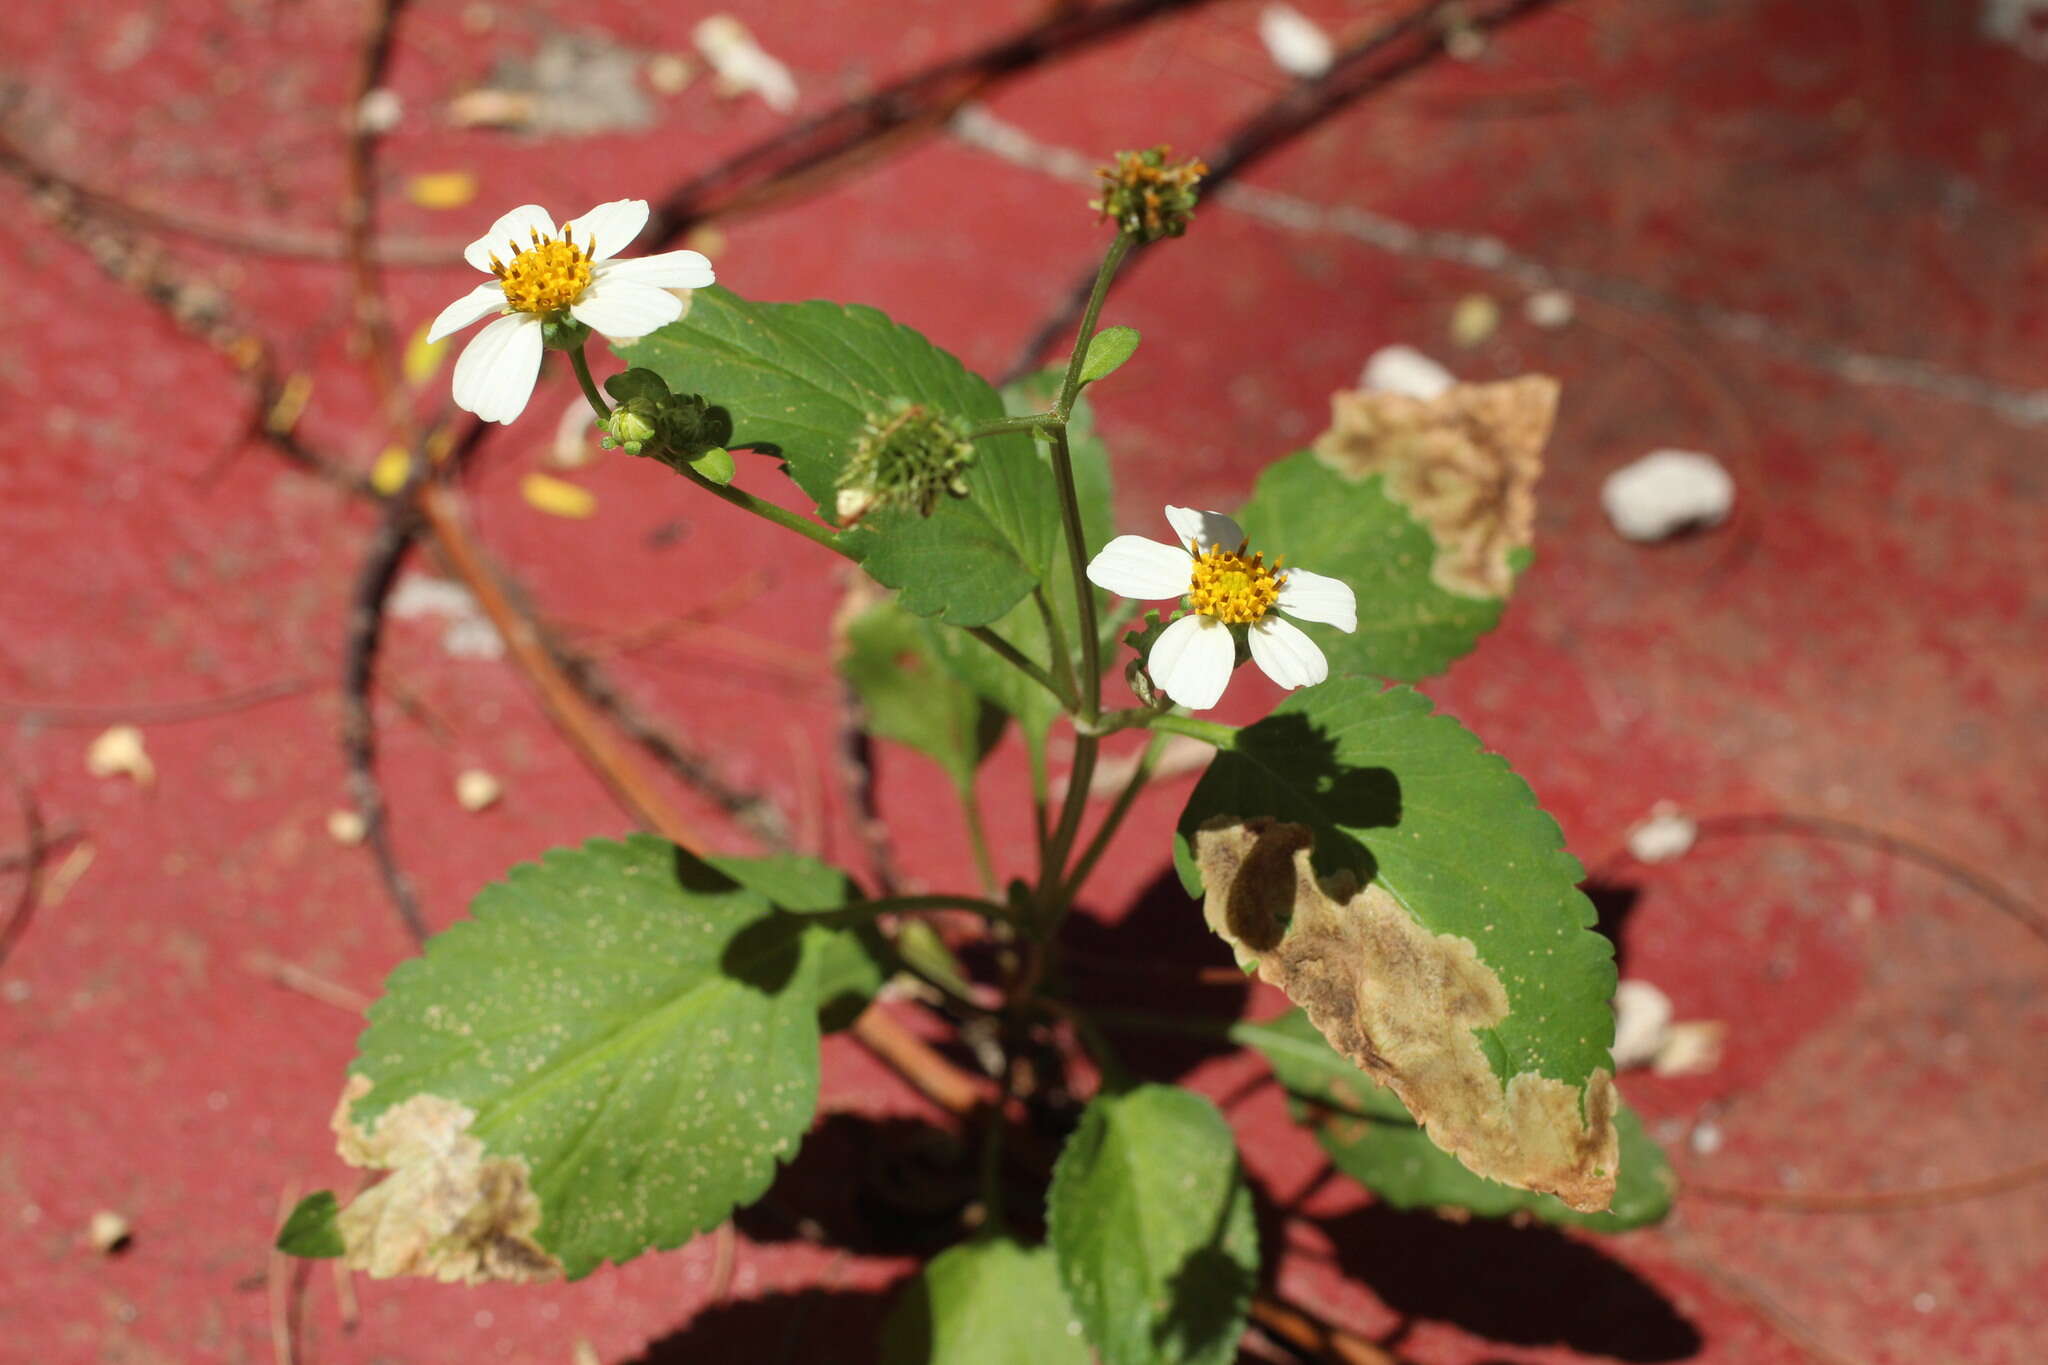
[
  {"x1": 86, "y1": 726, "x2": 154, "y2": 786},
  {"x1": 1690, "y1": 1120, "x2": 1724, "y2": 1156},
  {"x1": 1524, "y1": 288, "x2": 1575, "y2": 329},
  {"x1": 1611, "y1": 979, "x2": 1674, "y2": 1070},
  {"x1": 355, "y1": 88, "x2": 403, "y2": 133},
  {"x1": 326, "y1": 809, "x2": 367, "y2": 846},
  {"x1": 1627, "y1": 803, "x2": 1697, "y2": 863},
  {"x1": 88, "y1": 1210, "x2": 131, "y2": 1253},
  {"x1": 456, "y1": 769, "x2": 503, "y2": 812},
  {"x1": 1259, "y1": 4, "x2": 1334, "y2": 78},
  {"x1": 1602, "y1": 449, "x2": 1735, "y2": 542},
  {"x1": 1361, "y1": 345, "x2": 1455, "y2": 400}
]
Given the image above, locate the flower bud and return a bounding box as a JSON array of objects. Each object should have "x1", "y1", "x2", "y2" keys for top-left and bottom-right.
[{"x1": 1091, "y1": 146, "x2": 1208, "y2": 243}]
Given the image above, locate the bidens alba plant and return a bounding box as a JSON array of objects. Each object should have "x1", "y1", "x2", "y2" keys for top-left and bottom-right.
[{"x1": 278, "y1": 147, "x2": 1665, "y2": 1363}]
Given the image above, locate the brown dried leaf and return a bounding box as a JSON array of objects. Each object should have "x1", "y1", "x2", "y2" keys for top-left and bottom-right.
[
  {"x1": 329, "y1": 1076, "x2": 562, "y2": 1284},
  {"x1": 1312, "y1": 376, "x2": 1558, "y2": 599},
  {"x1": 1195, "y1": 818, "x2": 1618, "y2": 1211}
]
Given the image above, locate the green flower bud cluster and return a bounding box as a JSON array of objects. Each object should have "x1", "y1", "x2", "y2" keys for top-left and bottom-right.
[
  {"x1": 1091, "y1": 146, "x2": 1208, "y2": 243},
  {"x1": 598, "y1": 368, "x2": 732, "y2": 464},
  {"x1": 834, "y1": 398, "x2": 976, "y2": 525}
]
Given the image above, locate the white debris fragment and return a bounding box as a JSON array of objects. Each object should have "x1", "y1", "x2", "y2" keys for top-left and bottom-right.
[
  {"x1": 1981, "y1": 1, "x2": 2048, "y2": 60},
  {"x1": 645, "y1": 52, "x2": 694, "y2": 95},
  {"x1": 1524, "y1": 288, "x2": 1575, "y2": 329},
  {"x1": 86, "y1": 726, "x2": 154, "y2": 786},
  {"x1": 1603, "y1": 450, "x2": 1734, "y2": 541},
  {"x1": 1653, "y1": 1020, "x2": 1727, "y2": 1077},
  {"x1": 1690, "y1": 1120, "x2": 1723, "y2": 1156},
  {"x1": 694, "y1": 15, "x2": 797, "y2": 113},
  {"x1": 389, "y1": 575, "x2": 505, "y2": 661},
  {"x1": 1449, "y1": 293, "x2": 1500, "y2": 347},
  {"x1": 455, "y1": 769, "x2": 503, "y2": 812},
  {"x1": 1627, "y1": 802, "x2": 1698, "y2": 863},
  {"x1": 551, "y1": 397, "x2": 600, "y2": 469},
  {"x1": 1360, "y1": 345, "x2": 1455, "y2": 400},
  {"x1": 327, "y1": 809, "x2": 368, "y2": 846},
  {"x1": 88, "y1": 1209, "x2": 132, "y2": 1253},
  {"x1": 1259, "y1": 4, "x2": 1335, "y2": 78},
  {"x1": 1611, "y1": 979, "x2": 1675, "y2": 1070},
  {"x1": 356, "y1": 88, "x2": 404, "y2": 134}
]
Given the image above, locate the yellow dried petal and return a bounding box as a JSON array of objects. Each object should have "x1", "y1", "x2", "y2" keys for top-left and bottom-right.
[
  {"x1": 406, "y1": 171, "x2": 479, "y2": 210},
  {"x1": 520, "y1": 473, "x2": 596, "y2": 519}
]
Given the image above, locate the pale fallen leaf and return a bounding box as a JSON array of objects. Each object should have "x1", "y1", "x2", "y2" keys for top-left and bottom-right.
[
  {"x1": 86, "y1": 726, "x2": 154, "y2": 786},
  {"x1": 407, "y1": 171, "x2": 479, "y2": 211},
  {"x1": 521, "y1": 472, "x2": 597, "y2": 519},
  {"x1": 1652, "y1": 1020, "x2": 1726, "y2": 1077},
  {"x1": 1611, "y1": 979, "x2": 1674, "y2": 1070},
  {"x1": 694, "y1": 15, "x2": 797, "y2": 112}
]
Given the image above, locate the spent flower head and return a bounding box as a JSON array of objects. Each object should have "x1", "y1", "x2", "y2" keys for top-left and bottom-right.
[
  {"x1": 834, "y1": 399, "x2": 976, "y2": 525},
  {"x1": 1091, "y1": 146, "x2": 1208, "y2": 242},
  {"x1": 1086, "y1": 506, "x2": 1356, "y2": 710},
  {"x1": 427, "y1": 199, "x2": 714, "y2": 424}
]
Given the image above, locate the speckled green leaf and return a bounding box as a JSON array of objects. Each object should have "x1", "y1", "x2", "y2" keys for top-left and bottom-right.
[
  {"x1": 1047, "y1": 1085, "x2": 1257, "y2": 1365},
  {"x1": 880, "y1": 1238, "x2": 1091, "y2": 1365},
  {"x1": 345, "y1": 836, "x2": 822, "y2": 1279},
  {"x1": 618, "y1": 286, "x2": 1054, "y2": 626},
  {"x1": 1238, "y1": 450, "x2": 1519, "y2": 681},
  {"x1": 700, "y1": 850, "x2": 882, "y2": 1032},
  {"x1": 841, "y1": 597, "x2": 1005, "y2": 794},
  {"x1": 1174, "y1": 680, "x2": 1616, "y2": 1093},
  {"x1": 1237, "y1": 1011, "x2": 1672, "y2": 1230},
  {"x1": 275, "y1": 1191, "x2": 344, "y2": 1258}
]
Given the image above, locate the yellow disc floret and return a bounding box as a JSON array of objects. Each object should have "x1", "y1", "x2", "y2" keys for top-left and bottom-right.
[
  {"x1": 490, "y1": 228, "x2": 595, "y2": 316},
  {"x1": 1186, "y1": 539, "x2": 1282, "y2": 625}
]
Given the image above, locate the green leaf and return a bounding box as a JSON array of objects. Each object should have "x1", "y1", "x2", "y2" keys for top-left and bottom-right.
[
  {"x1": 275, "y1": 1191, "x2": 344, "y2": 1259},
  {"x1": 700, "y1": 851, "x2": 855, "y2": 914},
  {"x1": 1048, "y1": 1085, "x2": 1257, "y2": 1365},
  {"x1": 688, "y1": 446, "x2": 735, "y2": 485},
  {"x1": 1238, "y1": 450, "x2": 1512, "y2": 681},
  {"x1": 881, "y1": 1238, "x2": 1091, "y2": 1365},
  {"x1": 619, "y1": 287, "x2": 1054, "y2": 626},
  {"x1": 1079, "y1": 325, "x2": 1141, "y2": 385},
  {"x1": 809, "y1": 919, "x2": 889, "y2": 1033},
  {"x1": 1237, "y1": 1011, "x2": 1672, "y2": 1231},
  {"x1": 840, "y1": 596, "x2": 1005, "y2": 793},
  {"x1": 337, "y1": 836, "x2": 822, "y2": 1281},
  {"x1": 1174, "y1": 680, "x2": 1620, "y2": 1211}
]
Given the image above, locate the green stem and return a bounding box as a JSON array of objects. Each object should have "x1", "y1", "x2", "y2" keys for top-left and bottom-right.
[
  {"x1": 849, "y1": 893, "x2": 1013, "y2": 924},
  {"x1": 1147, "y1": 713, "x2": 1239, "y2": 750},
  {"x1": 977, "y1": 1103, "x2": 1009, "y2": 1234},
  {"x1": 1032, "y1": 586, "x2": 1078, "y2": 710},
  {"x1": 968, "y1": 412, "x2": 1055, "y2": 440},
  {"x1": 959, "y1": 779, "x2": 998, "y2": 898},
  {"x1": 1055, "y1": 233, "x2": 1133, "y2": 417},
  {"x1": 567, "y1": 345, "x2": 609, "y2": 419},
  {"x1": 966, "y1": 625, "x2": 1073, "y2": 711},
  {"x1": 1047, "y1": 426, "x2": 1101, "y2": 722},
  {"x1": 1077, "y1": 706, "x2": 1160, "y2": 738},
  {"x1": 1035, "y1": 732, "x2": 1098, "y2": 934},
  {"x1": 1058, "y1": 733, "x2": 1163, "y2": 905},
  {"x1": 674, "y1": 462, "x2": 852, "y2": 558}
]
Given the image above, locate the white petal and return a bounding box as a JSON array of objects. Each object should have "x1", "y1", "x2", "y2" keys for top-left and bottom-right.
[
  {"x1": 1276, "y1": 566, "x2": 1357, "y2": 632},
  {"x1": 559, "y1": 198, "x2": 651, "y2": 262},
  {"x1": 1248, "y1": 616, "x2": 1328, "y2": 691},
  {"x1": 569, "y1": 279, "x2": 685, "y2": 340},
  {"x1": 592, "y1": 249, "x2": 716, "y2": 290},
  {"x1": 451, "y1": 313, "x2": 543, "y2": 424},
  {"x1": 1086, "y1": 536, "x2": 1193, "y2": 600},
  {"x1": 1164, "y1": 505, "x2": 1245, "y2": 552},
  {"x1": 426, "y1": 281, "x2": 506, "y2": 343},
  {"x1": 1148, "y1": 614, "x2": 1236, "y2": 711},
  {"x1": 463, "y1": 204, "x2": 558, "y2": 272}
]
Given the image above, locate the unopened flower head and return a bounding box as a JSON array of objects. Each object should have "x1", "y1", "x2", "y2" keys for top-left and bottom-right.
[
  {"x1": 834, "y1": 399, "x2": 976, "y2": 525},
  {"x1": 596, "y1": 368, "x2": 730, "y2": 463},
  {"x1": 1091, "y1": 146, "x2": 1208, "y2": 242},
  {"x1": 427, "y1": 199, "x2": 715, "y2": 424},
  {"x1": 1086, "y1": 506, "x2": 1356, "y2": 711}
]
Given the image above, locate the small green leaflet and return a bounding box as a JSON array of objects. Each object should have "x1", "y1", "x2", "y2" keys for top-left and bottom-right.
[
  {"x1": 1048, "y1": 1085, "x2": 1258, "y2": 1365},
  {"x1": 341, "y1": 836, "x2": 826, "y2": 1280},
  {"x1": 1078, "y1": 326, "x2": 1140, "y2": 385},
  {"x1": 1239, "y1": 451, "x2": 1515, "y2": 681},
  {"x1": 618, "y1": 287, "x2": 1055, "y2": 626},
  {"x1": 1175, "y1": 680, "x2": 1616, "y2": 1092},
  {"x1": 1237, "y1": 1011, "x2": 1673, "y2": 1231},
  {"x1": 274, "y1": 1191, "x2": 344, "y2": 1259},
  {"x1": 881, "y1": 1238, "x2": 1091, "y2": 1365}
]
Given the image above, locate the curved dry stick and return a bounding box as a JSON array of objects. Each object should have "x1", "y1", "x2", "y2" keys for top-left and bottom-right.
[
  {"x1": 0, "y1": 788, "x2": 49, "y2": 971},
  {"x1": 0, "y1": 678, "x2": 318, "y2": 726}
]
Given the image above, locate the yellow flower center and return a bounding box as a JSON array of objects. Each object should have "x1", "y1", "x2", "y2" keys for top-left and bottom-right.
[
  {"x1": 490, "y1": 229, "x2": 595, "y2": 316},
  {"x1": 1186, "y1": 540, "x2": 1282, "y2": 625}
]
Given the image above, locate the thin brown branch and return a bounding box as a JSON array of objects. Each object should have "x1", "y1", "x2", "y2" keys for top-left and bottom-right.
[
  {"x1": 0, "y1": 678, "x2": 318, "y2": 726},
  {"x1": 1248, "y1": 1297, "x2": 1400, "y2": 1365},
  {"x1": 1682, "y1": 1156, "x2": 2048, "y2": 1214},
  {"x1": 0, "y1": 788, "x2": 49, "y2": 971}
]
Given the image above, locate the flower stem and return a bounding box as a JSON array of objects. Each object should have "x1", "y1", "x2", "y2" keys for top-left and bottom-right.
[
  {"x1": 968, "y1": 412, "x2": 1056, "y2": 440},
  {"x1": 567, "y1": 345, "x2": 609, "y2": 420},
  {"x1": 1035, "y1": 731, "x2": 1098, "y2": 935},
  {"x1": 1057, "y1": 732, "x2": 1163, "y2": 905},
  {"x1": 965, "y1": 625, "x2": 1074, "y2": 711},
  {"x1": 1054, "y1": 232, "x2": 1133, "y2": 418},
  {"x1": 1047, "y1": 427, "x2": 1101, "y2": 723},
  {"x1": 1147, "y1": 713, "x2": 1239, "y2": 750},
  {"x1": 849, "y1": 893, "x2": 1013, "y2": 923},
  {"x1": 958, "y1": 777, "x2": 998, "y2": 898},
  {"x1": 673, "y1": 461, "x2": 852, "y2": 559}
]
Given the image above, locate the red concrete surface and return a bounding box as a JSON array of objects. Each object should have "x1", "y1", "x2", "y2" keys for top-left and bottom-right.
[{"x1": 4, "y1": 1, "x2": 2046, "y2": 1362}]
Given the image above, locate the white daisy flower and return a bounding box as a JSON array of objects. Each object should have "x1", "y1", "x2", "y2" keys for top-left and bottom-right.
[
  {"x1": 1086, "y1": 505, "x2": 1356, "y2": 711},
  {"x1": 427, "y1": 199, "x2": 715, "y2": 424}
]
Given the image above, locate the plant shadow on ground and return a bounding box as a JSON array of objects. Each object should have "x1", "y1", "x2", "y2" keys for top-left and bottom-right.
[
  {"x1": 733, "y1": 1111, "x2": 996, "y2": 1257},
  {"x1": 624, "y1": 1287, "x2": 900, "y2": 1365},
  {"x1": 1308, "y1": 1202, "x2": 1702, "y2": 1362},
  {"x1": 1583, "y1": 877, "x2": 1643, "y2": 975}
]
